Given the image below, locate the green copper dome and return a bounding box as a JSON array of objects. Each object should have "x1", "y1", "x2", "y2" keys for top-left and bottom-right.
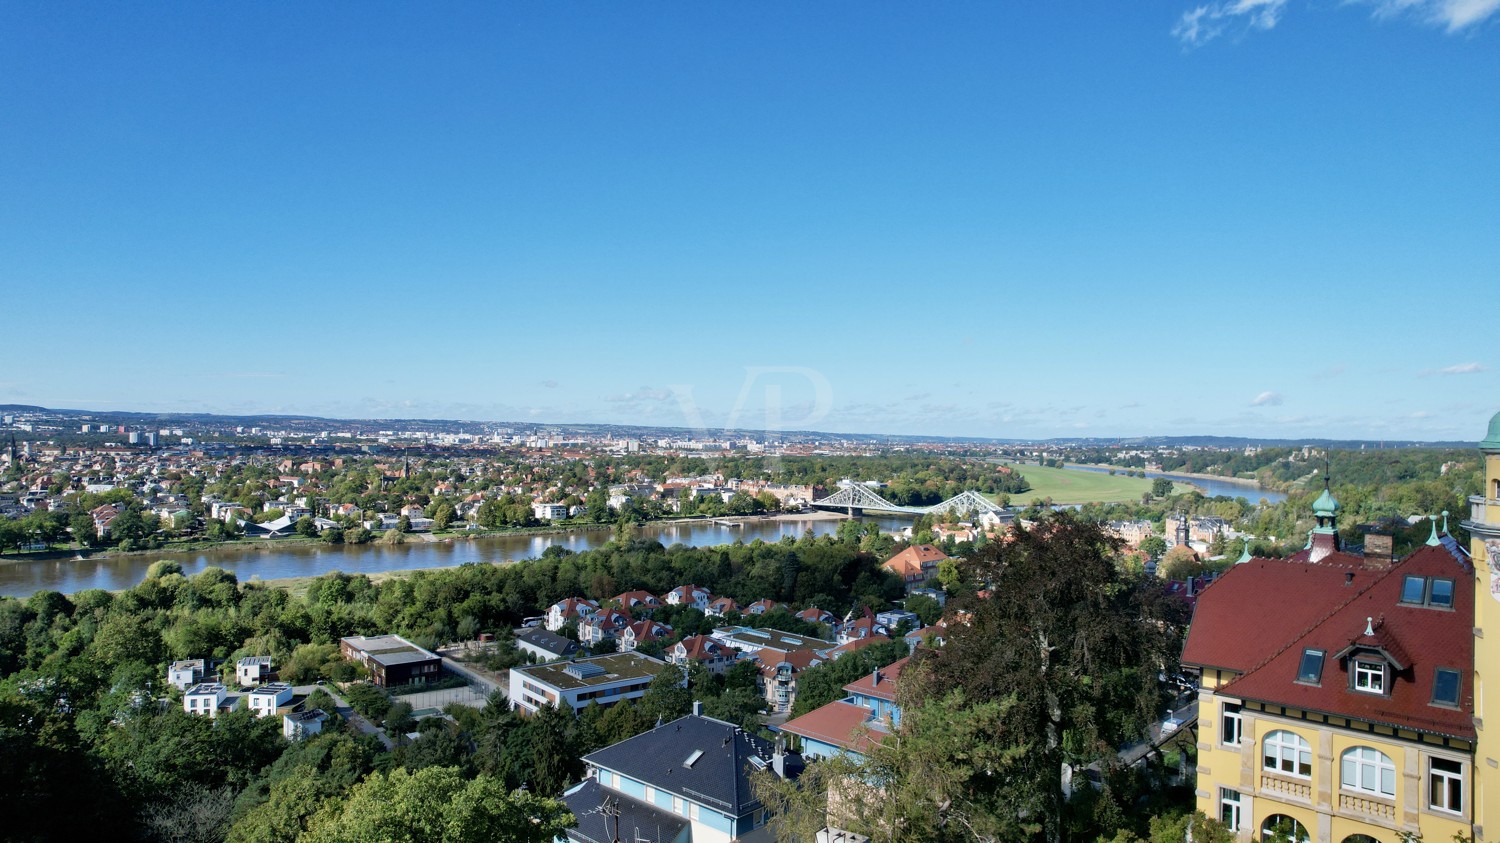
[
  {"x1": 1312, "y1": 486, "x2": 1339, "y2": 517},
  {"x1": 1481, "y1": 409, "x2": 1500, "y2": 451}
]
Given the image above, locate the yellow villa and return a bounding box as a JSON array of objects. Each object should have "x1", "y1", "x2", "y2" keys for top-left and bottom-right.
[{"x1": 1181, "y1": 410, "x2": 1500, "y2": 843}]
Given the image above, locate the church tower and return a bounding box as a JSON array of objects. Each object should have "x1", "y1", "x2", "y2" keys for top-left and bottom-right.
[{"x1": 1466, "y1": 410, "x2": 1500, "y2": 840}]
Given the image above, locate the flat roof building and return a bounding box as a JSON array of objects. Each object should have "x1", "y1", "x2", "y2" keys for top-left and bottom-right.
[
  {"x1": 508, "y1": 652, "x2": 673, "y2": 716},
  {"x1": 340, "y1": 634, "x2": 442, "y2": 688}
]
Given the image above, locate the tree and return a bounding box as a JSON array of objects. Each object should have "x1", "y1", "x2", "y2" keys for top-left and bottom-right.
[
  {"x1": 1137, "y1": 535, "x2": 1167, "y2": 561},
  {"x1": 1150, "y1": 479, "x2": 1174, "y2": 499},
  {"x1": 923, "y1": 512, "x2": 1189, "y2": 843},
  {"x1": 1160, "y1": 546, "x2": 1202, "y2": 580},
  {"x1": 432, "y1": 502, "x2": 456, "y2": 531},
  {"x1": 301, "y1": 766, "x2": 572, "y2": 843},
  {"x1": 295, "y1": 516, "x2": 318, "y2": 537},
  {"x1": 905, "y1": 593, "x2": 942, "y2": 626}
]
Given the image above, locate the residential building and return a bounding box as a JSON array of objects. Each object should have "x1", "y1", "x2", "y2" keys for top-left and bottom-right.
[
  {"x1": 666, "y1": 584, "x2": 712, "y2": 612},
  {"x1": 782, "y1": 656, "x2": 909, "y2": 760},
  {"x1": 758, "y1": 648, "x2": 825, "y2": 714},
  {"x1": 882, "y1": 544, "x2": 947, "y2": 588},
  {"x1": 1465, "y1": 410, "x2": 1500, "y2": 840},
  {"x1": 183, "y1": 682, "x2": 229, "y2": 718},
  {"x1": 167, "y1": 658, "x2": 206, "y2": 691},
  {"x1": 546, "y1": 597, "x2": 599, "y2": 632},
  {"x1": 746, "y1": 599, "x2": 783, "y2": 616},
  {"x1": 559, "y1": 707, "x2": 802, "y2": 843},
  {"x1": 579, "y1": 609, "x2": 633, "y2": 647},
  {"x1": 508, "y1": 652, "x2": 674, "y2": 716},
  {"x1": 246, "y1": 682, "x2": 294, "y2": 718},
  {"x1": 235, "y1": 656, "x2": 273, "y2": 686},
  {"x1": 706, "y1": 595, "x2": 742, "y2": 617},
  {"x1": 283, "y1": 709, "x2": 328, "y2": 741},
  {"x1": 668, "y1": 634, "x2": 740, "y2": 675},
  {"x1": 1184, "y1": 484, "x2": 1474, "y2": 843},
  {"x1": 617, "y1": 619, "x2": 671, "y2": 653},
  {"x1": 514, "y1": 627, "x2": 580, "y2": 662},
  {"x1": 711, "y1": 626, "x2": 835, "y2": 659},
  {"x1": 339, "y1": 634, "x2": 442, "y2": 687},
  {"x1": 612, "y1": 590, "x2": 663, "y2": 613},
  {"x1": 532, "y1": 502, "x2": 568, "y2": 521}
]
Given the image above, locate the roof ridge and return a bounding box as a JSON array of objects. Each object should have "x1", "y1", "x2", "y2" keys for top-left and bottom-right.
[{"x1": 1223, "y1": 561, "x2": 1398, "y2": 689}]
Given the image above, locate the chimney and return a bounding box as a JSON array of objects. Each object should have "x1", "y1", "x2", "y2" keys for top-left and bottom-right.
[
  {"x1": 1359, "y1": 524, "x2": 1394, "y2": 570},
  {"x1": 692, "y1": 700, "x2": 703, "y2": 716}
]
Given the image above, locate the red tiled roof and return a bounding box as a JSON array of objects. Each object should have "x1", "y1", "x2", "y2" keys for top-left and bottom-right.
[
  {"x1": 883, "y1": 545, "x2": 948, "y2": 578},
  {"x1": 1186, "y1": 544, "x2": 1473, "y2": 739},
  {"x1": 1180, "y1": 557, "x2": 1383, "y2": 673},
  {"x1": 843, "y1": 655, "x2": 910, "y2": 702},
  {"x1": 781, "y1": 700, "x2": 886, "y2": 754},
  {"x1": 829, "y1": 634, "x2": 891, "y2": 658}
]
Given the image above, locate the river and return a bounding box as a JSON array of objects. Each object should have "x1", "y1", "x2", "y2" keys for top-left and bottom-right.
[
  {"x1": 1062, "y1": 464, "x2": 1287, "y2": 504},
  {"x1": 0, "y1": 514, "x2": 910, "y2": 599}
]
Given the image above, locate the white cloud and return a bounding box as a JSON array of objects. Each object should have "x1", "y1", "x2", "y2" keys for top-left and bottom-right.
[
  {"x1": 1173, "y1": 0, "x2": 1288, "y2": 45},
  {"x1": 1420, "y1": 362, "x2": 1489, "y2": 376},
  {"x1": 1361, "y1": 0, "x2": 1500, "y2": 31},
  {"x1": 1177, "y1": 0, "x2": 1498, "y2": 45},
  {"x1": 1251, "y1": 390, "x2": 1285, "y2": 406}
]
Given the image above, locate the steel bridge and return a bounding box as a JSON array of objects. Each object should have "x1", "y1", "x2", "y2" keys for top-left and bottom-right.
[{"x1": 809, "y1": 485, "x2": 1012, "y2": 518}]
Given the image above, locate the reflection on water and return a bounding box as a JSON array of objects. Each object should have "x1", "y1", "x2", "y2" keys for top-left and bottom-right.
[{"x1": 0, "y1": 515, "x2": 906, "y2": 598}]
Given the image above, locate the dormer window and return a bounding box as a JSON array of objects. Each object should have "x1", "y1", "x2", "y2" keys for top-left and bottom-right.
[{"x1": 1354, "y1": 660, "x2": 1385, "y2": 694}]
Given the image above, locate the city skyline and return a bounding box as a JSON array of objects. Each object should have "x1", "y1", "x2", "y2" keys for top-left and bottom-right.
[{"x1": 3, "y1": 3, "x2": 1495, "y2": 440}]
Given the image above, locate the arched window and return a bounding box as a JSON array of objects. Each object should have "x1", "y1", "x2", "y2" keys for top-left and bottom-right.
[
  {"x1": 1261, "y1": 815, "x2": 1310, "y2": 843},
  {"x1": 1341, "y1": 746, "x2": 1396, "y2": 797},
  {"x1": 1263, "y1": 730, "x2": 1313, "y2": 778},
  {"x1": 1343, "y1": 835, "x2": 1382, "y2": 843}
]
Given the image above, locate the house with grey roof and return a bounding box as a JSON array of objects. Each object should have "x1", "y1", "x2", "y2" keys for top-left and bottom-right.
[{"x1": 560, "y1": 705, "x2": 803, "y2": 843}]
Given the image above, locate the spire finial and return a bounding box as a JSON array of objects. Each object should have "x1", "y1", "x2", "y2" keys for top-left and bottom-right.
[
  {"x1": 1442, "y1": 510, "x2": 1450, "y2": 534},
  {"x1": 1426, "y1": 515, "x2": 1442, "y2": 546},
  {"x1": 1365, "y1": 616, "x2": 1374, "y2": 636},
  {"x1": 1236, "y1": 537, "x2": 1252, "y2": 564}
]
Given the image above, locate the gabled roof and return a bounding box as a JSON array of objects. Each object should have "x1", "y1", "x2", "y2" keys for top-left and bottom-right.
[
  {"x1": 843, "y1": 655, "x2": 910, "y2": 702},
  {"x1": 1187, "y1": 543, "x2": 1474, "y2": 740},
  {"x1": 582, "y1": 714, "x2": 776, "y2": 816},
  {"x1": 1180, "y1": 556, "x2": 1383, "y2": 673},
  {"x1": 883, "y1": 544, "x2": 948, "y2": 577},
  {"x1": 780, "y1": 700, "x2": 886, "y2": 755}
]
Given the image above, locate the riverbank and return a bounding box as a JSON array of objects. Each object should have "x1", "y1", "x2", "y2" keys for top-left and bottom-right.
[
  {"x1": 1066, "y1": 462, "x2": 1268, "y2": 491},
  {"x1": 0, "y1": 509, "x2": 845, "y2": 568}
]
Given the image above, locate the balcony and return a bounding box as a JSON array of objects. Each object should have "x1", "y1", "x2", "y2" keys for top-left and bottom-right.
[
  {"x1": 1338, "y1": 792, "x2": 1396, "y2": 822},
  {"x1": 1469, "y1": 495, "x2": 1488, "y2": 524},
  {"x1": 1259, "y1": 774, "x2": 1312, "y2": 802}
]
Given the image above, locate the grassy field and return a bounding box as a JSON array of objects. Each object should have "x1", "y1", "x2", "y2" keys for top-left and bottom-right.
[{"x1": 995, "y1": 462, "x2": 1157, "y2": 504}]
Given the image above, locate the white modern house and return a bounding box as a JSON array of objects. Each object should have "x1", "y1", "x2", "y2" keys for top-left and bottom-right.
[
  {"x1": 246, "y1": 682, "x2": 294, "y2": 718},
  {"x1": 508, "y1": 652, "x2": 674, "y2": 716},
  {"x1": 183, "y1": 682, "x2": 230, "y2": 718},
  {"x1": 167, "y1": 658, "x2": 206, "y2": 690},
  {"x1": 283, "y1": 708, "x2": 329, "y2": 741},
  {"x1": 236, "y1": 656, "x2": 273, "y2": 686}
]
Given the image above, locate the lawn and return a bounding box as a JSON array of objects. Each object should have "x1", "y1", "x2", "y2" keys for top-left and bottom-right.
[{"x1": 993, "y1": 462, "x2": 1156, "y2": 505}]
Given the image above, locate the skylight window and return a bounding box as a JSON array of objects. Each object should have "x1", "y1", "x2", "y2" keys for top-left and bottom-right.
[
  {"x1": 1433, "y1": 668, "x2": 1461, "y2": 707},
  {"x1": 684, "y1": 749, "x2": 704, "y2": 768},
  {"x1": 1297, "y1": 650, "x2": 1325, "y2": 684},
  {"x1": 1401, "y1": 576, "x2": 1426, "y2": 604},
  {"x1": 1429, "y1": 579, "x2": 1454, "y2": 609}
]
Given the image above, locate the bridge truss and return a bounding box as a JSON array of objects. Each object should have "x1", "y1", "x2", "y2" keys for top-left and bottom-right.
[{"x1": 809, "y1": 485, "x2": 1011, "y2": 518}]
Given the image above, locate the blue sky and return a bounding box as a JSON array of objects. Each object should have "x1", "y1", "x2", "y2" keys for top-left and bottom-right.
[{"x1": 2, "y1": 1, "x2": 1496, "y2": 441}]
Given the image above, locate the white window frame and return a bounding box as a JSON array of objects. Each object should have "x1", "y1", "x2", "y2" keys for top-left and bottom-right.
[
  {"x1": 1354, "y1": 661, "x2": 1385, "y2": 694},
  {"x1": 1341, "y1": 746, "x2": 1396, "y2": 797},
  {"x1": 1219, "y1": 788, "x2": 1242, "y2": 831},
  {"x1": 1263, "y1": 730, "x2": 1313, "y2": 778},
  {"x1": 1429, "y1": 757, "x2": 1465, "y2": 815},
  {"x1": 1221, "y1": 702, "x2": 1243, "y2": 747}
]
